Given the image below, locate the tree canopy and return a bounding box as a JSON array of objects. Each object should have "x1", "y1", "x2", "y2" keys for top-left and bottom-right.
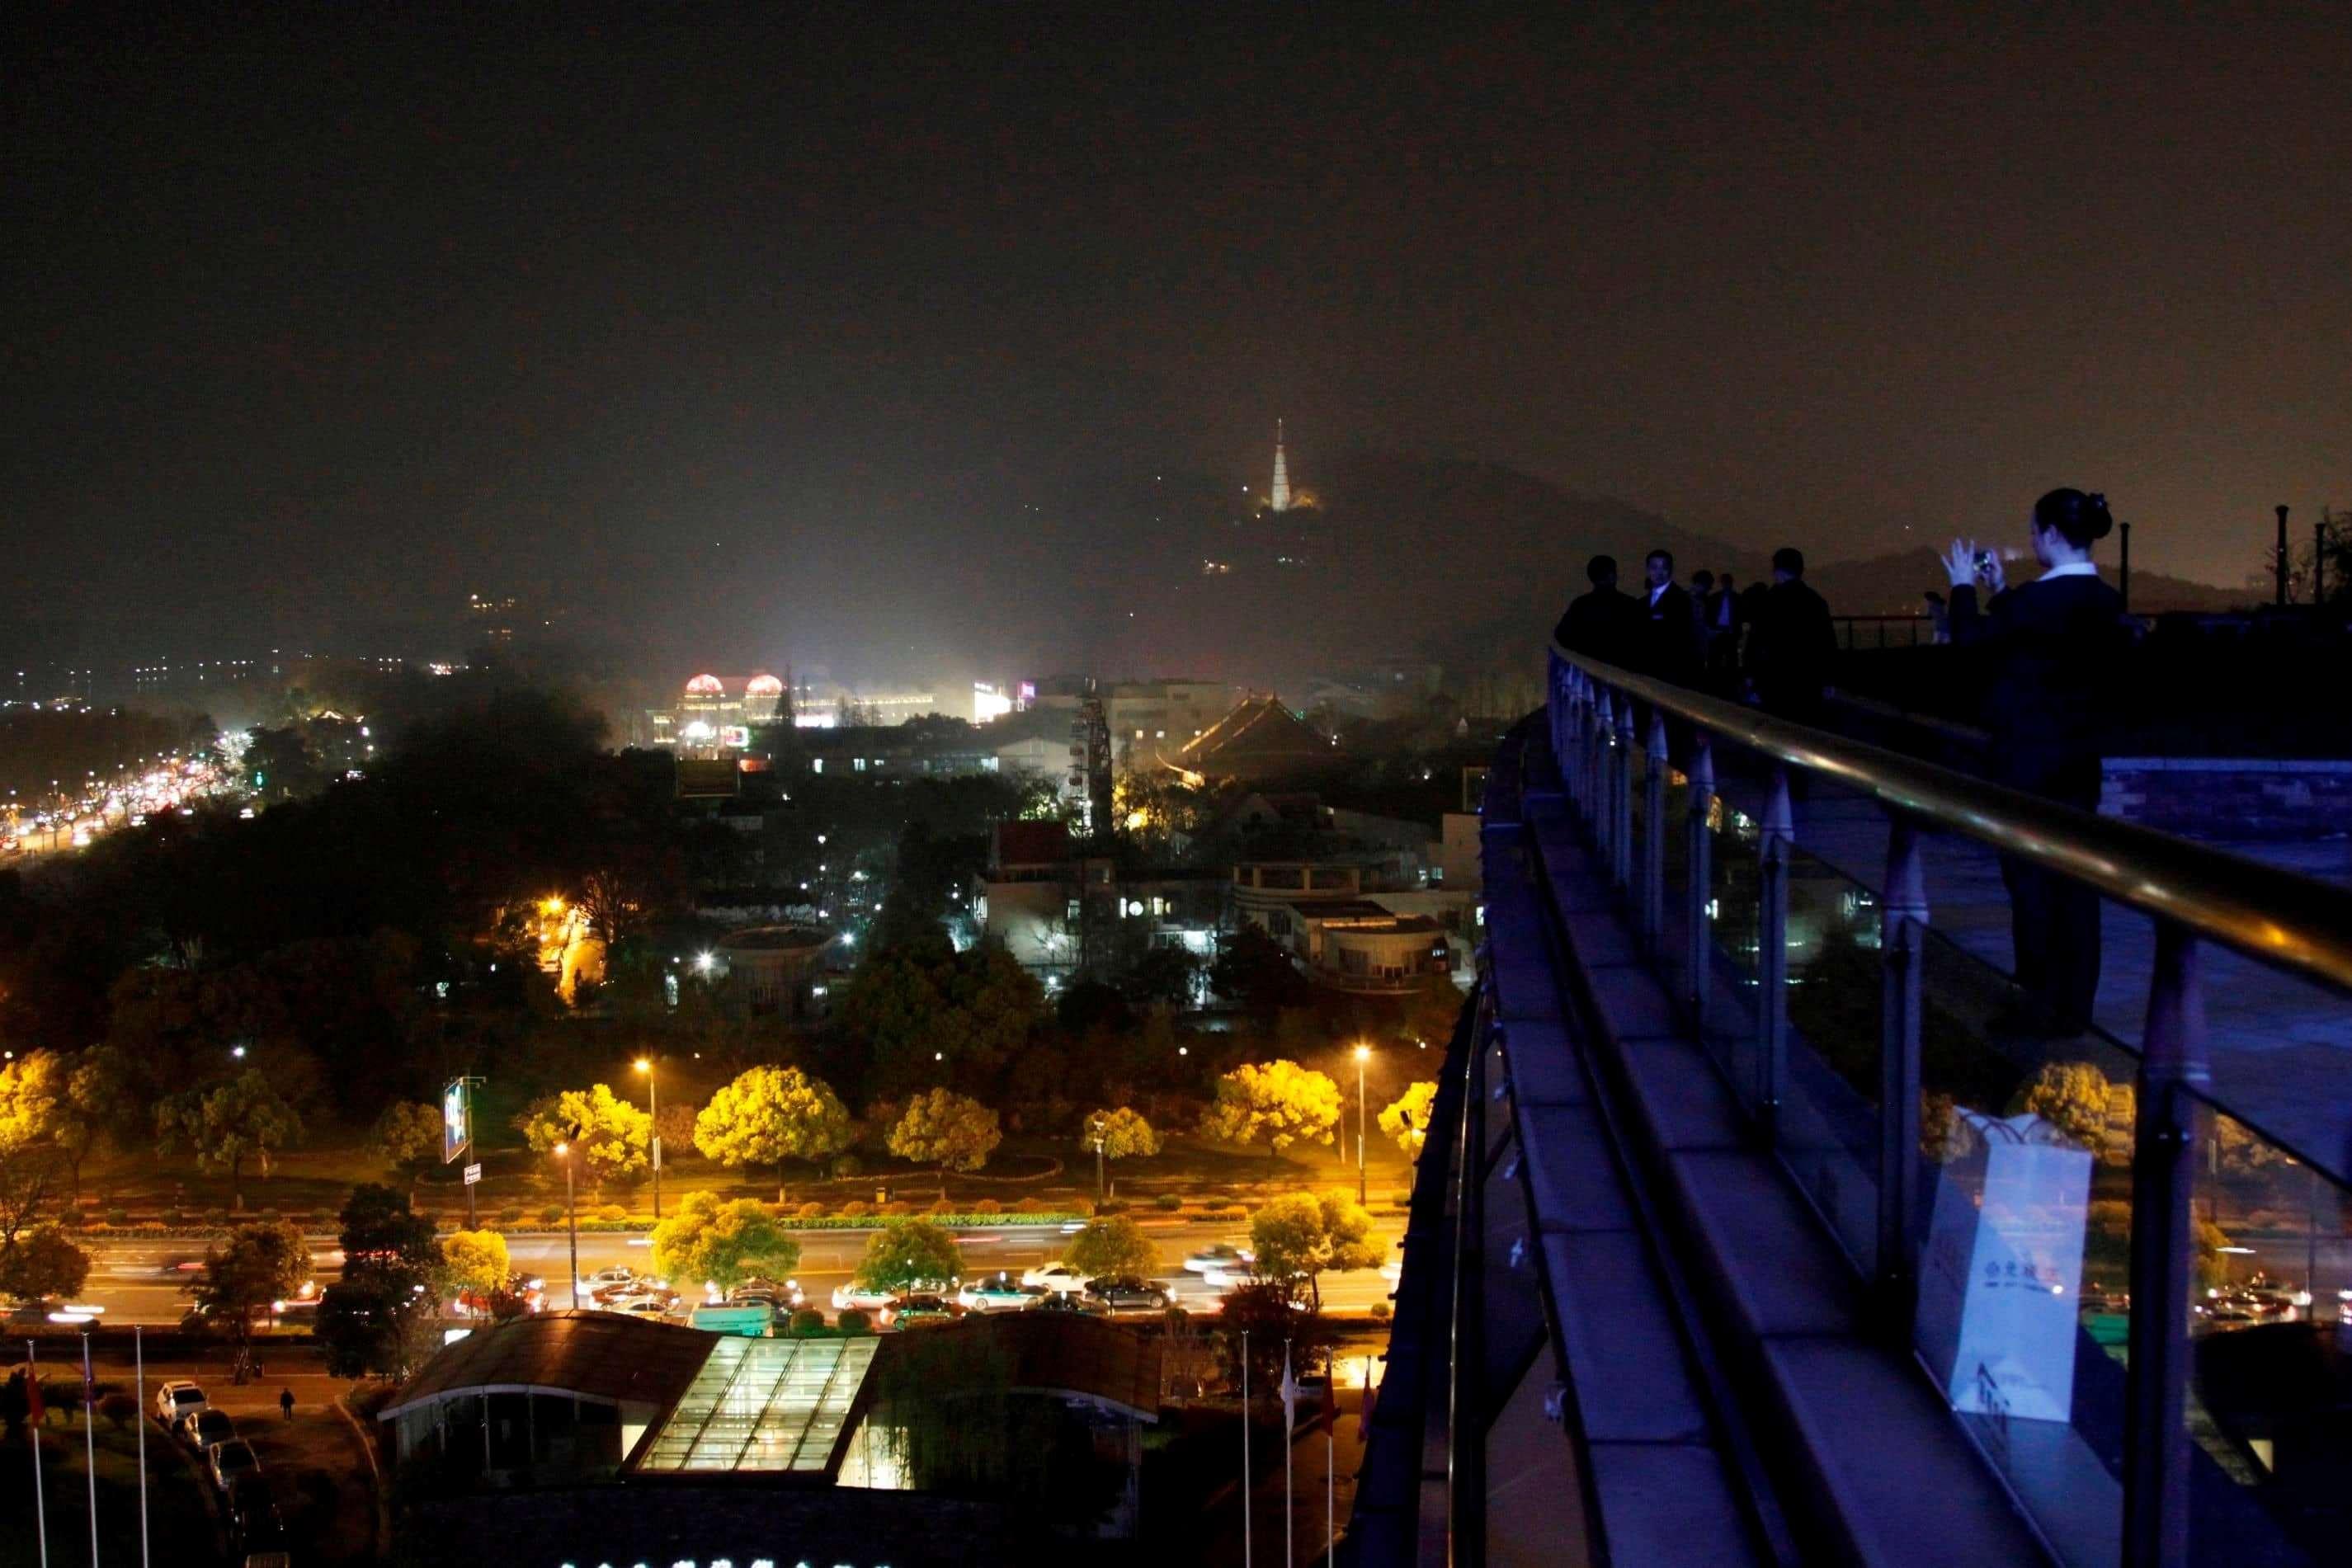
[
  {"x1": 692, "y1": 1066, "x2": 854, "y2": 1201},
  {"x1": 370, "y1": 1100, "x2": 445, "y2": 1185},
  {"x1": 156, "y1": 1069, "x2": 304, "y2": 1209},
  {"x1": 854, "y1": 1218, "x2": 964, "y2": 1291},
  {"x1": 838, "y1": 937, "x2": 1044, "y2": 1096},
  {"x1": 1248, "y1": 1191, "x2": 1382, "y2": 1307},
  {"x1": 649, "y1": 1191, "x2": 803, "y2": 1293},
  {"x1": 439, "y1": 1229, "x2": 511, "y2": 1299},
  {"x1": 1198, "y1": 1060, "x2": 1341, "y2": 1161},
  {"x1": 0, "y1": 1225, "x2": 91, "y2": 1302},
  {"x1": 187, "y1": 1220, "x2": 309, "y2": 1349},
  {"x1": 886, "y1": 1088, "x2": 1002, "y2": 1198},
  {"x1": 1378, "y1": 1082, "x2": 1440, "y2": 1160},
  {"x1": 1063, "y1": 1215, "x2": 1159, "y2": 1280},
  {"x1": 516, "y1": 1083, "x2": 651, "y2": 1189}
]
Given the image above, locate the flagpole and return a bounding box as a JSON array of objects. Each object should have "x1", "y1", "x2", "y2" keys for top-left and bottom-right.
[
  {"x1": 1242, "y1": 1335, "x2": 1261, "y2": 1568},
  {"x1": 82, "y1": 1332, "x2": 101, "y2": 1568},
  {"x1": 28, "y1": 1339, "x2": 49, "y2": 1568},
  {"x1": 1326, "y1": 1349, "x2": 1336, "y2": 1567},
  {"x1": 135, "y1": 1326, "x2": 151, "y2": 1568},
  {"x1": 1282, "y1": 1340, "x2": 1294, "y2": 1568}
]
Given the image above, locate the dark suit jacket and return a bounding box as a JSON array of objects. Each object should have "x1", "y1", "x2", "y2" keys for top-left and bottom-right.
[
  {"x1": 1636, "y1": 582, "x2": 1706, "y2": 686},
  {"x1": 1745, "y1": 578, "x2": 1837, "y2": 718},
  {"x1": 1554, "y1": 587, "x2": 1644, "y2": 671},
  {"x1": 1949, "y1": 572, "x2": 2131, "y2": 803}
]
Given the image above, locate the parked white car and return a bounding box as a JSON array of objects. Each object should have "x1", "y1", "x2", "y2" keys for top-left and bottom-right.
[{"x1": 153, "y1": 1381, "x2": 206, "y2": 1425}]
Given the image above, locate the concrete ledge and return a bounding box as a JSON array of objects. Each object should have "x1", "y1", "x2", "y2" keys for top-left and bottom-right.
[
  {"x1": 1544, "y1": 1230, "x2": 1712, "y2": 1445},
  {"x1": 1666, "y1": 1149, "x2": 1860, "y2": 1339},
  {"x1": 1515, "y1": 1103, "x2": 1635, "y2": 1235},
  {"x1": 1583, "y1": 1443, "x2": 1760, "y2": 1565},
  {"x1": 1760, "y1": 1336, "x2": 2046, "y2": 1566}
]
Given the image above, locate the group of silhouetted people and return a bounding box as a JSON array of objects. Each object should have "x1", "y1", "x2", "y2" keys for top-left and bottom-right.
[
  {"x1": 1553, "y1": 487, "x2": 2132, "y2": 1042},
  {"x1": 1553, "y1": 544, "x2": 1836, "y2": 725}
]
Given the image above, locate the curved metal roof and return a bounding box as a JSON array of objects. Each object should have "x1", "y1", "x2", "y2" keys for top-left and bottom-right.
[{"x1": 379, "y1": 1311, "x2": 718, "y2": 1419}]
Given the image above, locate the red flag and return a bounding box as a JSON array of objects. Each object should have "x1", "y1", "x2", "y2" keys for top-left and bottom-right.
[{"x1": 23, "y1": 1365, "x2": 42, "y2": 1426}]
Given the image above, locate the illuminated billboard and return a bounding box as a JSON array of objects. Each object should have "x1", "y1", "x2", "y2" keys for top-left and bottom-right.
[
  {"x1": 973, "y1": 682, "x2": 1013, "y2": 723},
  {"x1": 719, "y1": 724, "x2": 750, "y2": 749},
  {"x1": 442, "y1": 1079, "x2": 472, "y2": 1163}
]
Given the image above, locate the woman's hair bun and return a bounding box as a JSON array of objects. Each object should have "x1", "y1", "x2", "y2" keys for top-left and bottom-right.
[{"x1": 2034, "y1": 487, "x2": 2113, "y2": 548}]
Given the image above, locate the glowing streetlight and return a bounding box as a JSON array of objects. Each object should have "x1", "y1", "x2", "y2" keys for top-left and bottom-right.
[
  {"x1": 635, "y1": 1057, "x2": 662, "y2": 1220},
  {"x1": 1353, "y1": 1044, "x2": 1372, "y2": 1204},
  {"x1": 694, "y1": 951, "x2": 715, "y2": 973}
]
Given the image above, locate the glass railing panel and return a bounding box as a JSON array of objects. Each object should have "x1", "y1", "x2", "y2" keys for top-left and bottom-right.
[
  {"x1": 1776, "y1": 847, "x2": 1884, "y2": 1275},
  {"x1": 1911, "y1": 924, "x2": 2133, "y2": 1567},
  {"x1": 1702, "y1": 794, "x2": 1765, "y2": 1108},
  {"x1": 2181, "y1": 1086, "x2": 2341, "y2": 1566}
]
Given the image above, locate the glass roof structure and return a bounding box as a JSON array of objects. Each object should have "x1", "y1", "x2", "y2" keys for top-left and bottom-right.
[{"x1": 633, "y1": 1335, "x2": 877, "y2": 1474}]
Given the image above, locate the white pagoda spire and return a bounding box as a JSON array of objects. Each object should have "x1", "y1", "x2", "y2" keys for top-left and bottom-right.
[{"x1": 1270, "y1": 418, "x2": 1292, "y2": 512}]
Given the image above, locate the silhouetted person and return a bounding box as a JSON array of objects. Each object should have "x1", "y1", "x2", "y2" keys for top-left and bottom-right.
[
  {"x1": 1944, "y1": 489, "x2": 2131, "y2": 1037},
  {"x1": 1708, "y1": 571, "x2": 1741, "y2": 685},
  {"x1": 1637, "y1": 549, "x2": 1705, "y2": 688},
  {"x1": 1744, "y1": 548, "x2": 1836, "y2": 725},
  {"x1": 280, "y1": 1387, "x2": 295, "y2": 1422},
  {"x1": 1555, "y1": 553, "x2": 1643, "y2": 670}
]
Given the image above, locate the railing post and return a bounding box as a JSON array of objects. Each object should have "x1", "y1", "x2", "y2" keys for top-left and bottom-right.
[
  {"x1": 1876, "y1": 813, "x2": 1928, "y2": 1328},
  {"x1": 1610, "y1": 694, "x2": 1635, "y2": 892},
  {"x1": 1588, "y1": 687, "x2": 1613, "y2": 851},
  {"x1": 1642, "y1": 712, "x2": 1668, "y2": 954},
  {"x1": 2123, "y1": 921, "x2": 2207, "y2": 1568},
  {"x1": 1756, "y1": 767, "x2": 1793, "y2": 1134},
  {"x1": 1685, "y1": 733, "x2": 1715, "y2": 1023}
]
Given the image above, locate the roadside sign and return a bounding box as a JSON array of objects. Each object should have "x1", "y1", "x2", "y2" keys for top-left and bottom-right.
[
  {"x1": 463, "y1": 1163, "x2": 482, "y2": 1186},
  {"x1": 653, "y1": 1137, "x2": 662, "y2": 1171}
]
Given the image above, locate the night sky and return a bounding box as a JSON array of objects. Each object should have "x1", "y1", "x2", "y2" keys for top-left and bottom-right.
[{"x1": 10, "y1": 6, "x2": 2349, "y2": 678}]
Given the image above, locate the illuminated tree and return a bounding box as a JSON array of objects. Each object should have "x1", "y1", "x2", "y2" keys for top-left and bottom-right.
[
  {"x1": 1063, "y1": 1215, "x2": 1159, "y2": 1281},
  {"x1": 1198, "y1": 1060, "x2": 1341, "y2": 1165},
  {"x1": 0, "y1": 1225, "x2": 91, "y2": 1303},
  {"x1": 0, "y1": 1051, "x2": 68, "y2": 1245},
  {"x1": 438, "y1": 1229, "x2": 511, "y2": 1299},
  {"x1": 1080, "y1": 1107, "x2": 1160, "y2": 1198},
  {"x1": 853, "y1": 1218, "x2": 964, "y2": 1292},
  {"x1": 1378, "y1": 1082, "x2": 1440, "y2": 1161},
  {"x1": 692, "y1": 1066, "x2": 855, "y2": 1202},
  {"x1": 515, "y1": 1083, "x2": 651, "y2": 1194},
  {"x1": 156, "y1": 1069, "x2": 304, "y2": 1210},
  {"x1": 649, "y1": 1191, "x2": 802, "y2": 1293},
  {"x1": 1248, "y1": 1190, "x2": 1382, "y2": 1309},
  {"x1": 2010, "y1": 1062, "x2": 2130, "y2": 1165},
  {"x1": 886, "y1": 1088, "x2": 1002, "y2": 1199}
]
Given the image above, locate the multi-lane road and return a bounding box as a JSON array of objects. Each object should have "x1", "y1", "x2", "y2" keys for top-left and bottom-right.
[{"x1": 70, "y1": 1216, "x2": 1403, "y2": 1325}]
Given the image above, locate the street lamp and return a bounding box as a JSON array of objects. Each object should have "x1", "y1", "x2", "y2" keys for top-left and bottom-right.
[
  {"x1": 635, "y1": 1057, "x2": 660, "y2": 1220},
  {"x1": 553, "y1": 1140, "x2": 580, "y2": 1309},
  {"x1": 1353, "y1": 1044, "x2": 1371, "y2": 1204}
]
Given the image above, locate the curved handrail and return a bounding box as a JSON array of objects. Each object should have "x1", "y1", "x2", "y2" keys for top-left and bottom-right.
[{"x1": 1551, "y1": 640, "x2": 2352, "y2": 995}]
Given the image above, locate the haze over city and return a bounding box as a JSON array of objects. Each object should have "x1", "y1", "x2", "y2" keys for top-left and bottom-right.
[{"x1": 11, "y1": 7, "x2": 2349, "y2": 683}]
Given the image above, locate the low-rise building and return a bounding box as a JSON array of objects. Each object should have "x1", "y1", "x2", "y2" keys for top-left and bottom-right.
[{"x1": 974, "y1": 821, "x2": 1226, "y2": 983}]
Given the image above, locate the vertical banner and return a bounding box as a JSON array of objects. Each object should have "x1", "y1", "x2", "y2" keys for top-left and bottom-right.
[{"x1": 1916, "y1": 1110, "x2": 2093, "y2": 1423}]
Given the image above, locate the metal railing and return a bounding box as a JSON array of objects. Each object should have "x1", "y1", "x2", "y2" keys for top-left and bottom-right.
[{"x1": 1546, "y1": 640, "x2": 2352, "y2": 1568}]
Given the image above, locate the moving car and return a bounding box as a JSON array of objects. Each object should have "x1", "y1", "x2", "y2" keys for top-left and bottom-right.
[
  {"x1": 879, "y1": 1293, "x2": 960, "y2": 1329},
  {"x1": 153, "y1": 1381, "x2": 207, "y2": 1424},
  {"x1": 1032, "y1": 1292, "x2": 1108, "y2": 1317},
  {"x1": 1182, "y1": 1243, "x2": 1256, "y2": 1275},
  {"x1": 1083, "y1": 1277, "x2": 1172, "y2": 1312},
  {"x1": 208, "y1": 1437, "x2": 262, "y2": 1491},
  {"x1": 830, "y1": 1282, "x2": 898, "y2": 1313},
  {"x1": 954, "y1": 1274, "x2": 1044, "y2": 1313},
  {"x1": 688, "y1": 1302, "x2": 775, "y2": 1338},
  {"x1": 582, "y1": 1266, "x2": 646, "y2": 1292},
  {"x1": 1019, "y1": 1261, "x2": 1090, "y2": 1295}
]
